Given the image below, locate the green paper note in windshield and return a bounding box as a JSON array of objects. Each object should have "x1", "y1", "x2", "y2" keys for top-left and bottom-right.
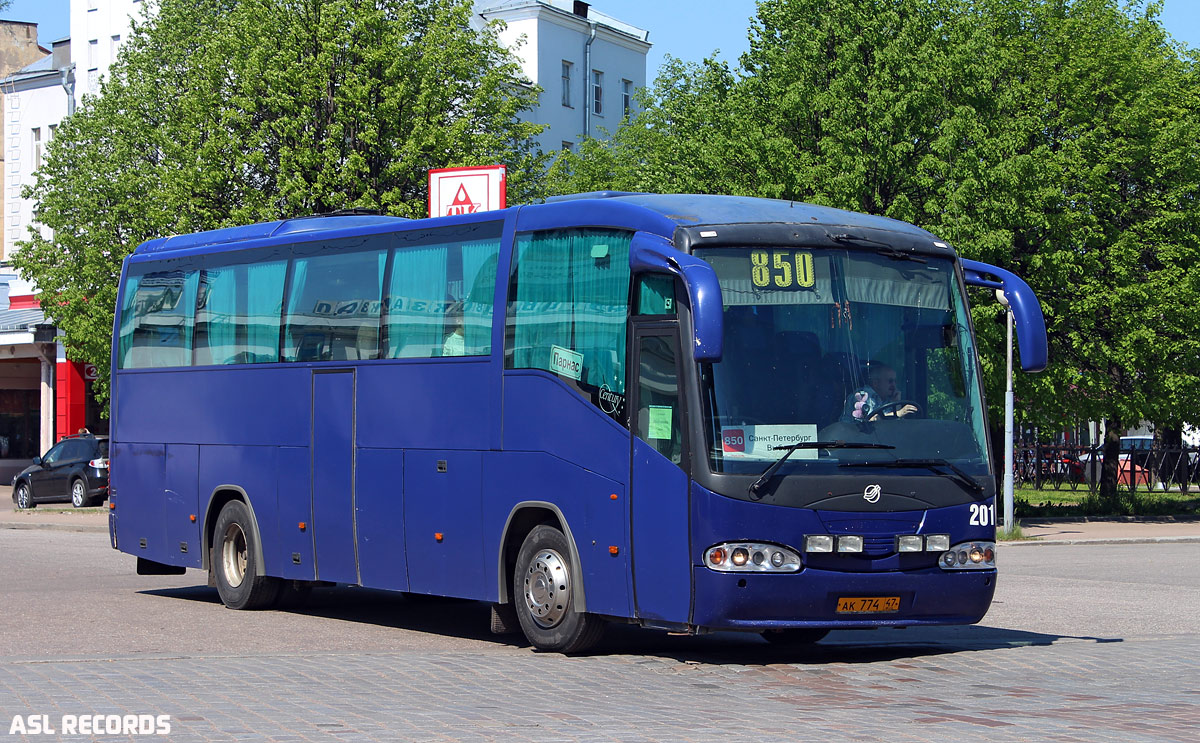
[{"x1": 647, "y1": 405, "x2": 673, "y2": 440}]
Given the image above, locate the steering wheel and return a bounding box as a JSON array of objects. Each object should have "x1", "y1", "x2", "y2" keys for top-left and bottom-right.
[{"x1": 873, "y1": 400, "x2": 922, "y2": 419}]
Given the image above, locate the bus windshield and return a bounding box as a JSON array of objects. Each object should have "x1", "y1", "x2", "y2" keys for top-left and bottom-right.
[{"x1": 695, "y1": 246, "x2": 991, "y2": 477}]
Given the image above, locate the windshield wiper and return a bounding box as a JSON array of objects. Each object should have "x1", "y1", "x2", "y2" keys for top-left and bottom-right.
[
  {"x1": 829, "y1": 233, "x2": 927, "y2": 263},
  {"x1": 839, "y1": 458, "x2": 984, "y2": 495},
  {"x1": 749, "y1": 441, "x2": 896, "y2": 497}
]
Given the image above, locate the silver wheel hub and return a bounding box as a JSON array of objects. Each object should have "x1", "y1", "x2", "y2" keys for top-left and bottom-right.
[
  {"x1": 221, "y1": 523, "x2": 248, "y2": 589},
  {"x1": 523, "y1": 548, "x2": 570, "y2": 629},
  {"x1": 72, "y1": 482, "x2": 84, "y2": 505}
]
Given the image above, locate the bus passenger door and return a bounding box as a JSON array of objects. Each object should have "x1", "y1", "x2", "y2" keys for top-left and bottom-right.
[
  {"x1": 630, "y1": 327, "x2": 692, "y2": 624},
  {"x1": 311, "y1": 369, "x2": 359, "y2": 584}
]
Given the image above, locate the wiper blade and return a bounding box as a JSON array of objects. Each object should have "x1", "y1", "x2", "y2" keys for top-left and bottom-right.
[
  {"x1": 748, "y1": 441, "x2": 896, "y2": 497},
  {"x1": 829, "y1": 233, "x2": 927, "y2": 263},
  {"x1": 839, "y1": 458, "x2": 983, "y2": 495}
]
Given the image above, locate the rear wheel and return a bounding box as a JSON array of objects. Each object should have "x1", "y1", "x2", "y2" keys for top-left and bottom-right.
[
  {"x1": 761, "y1": 628, "x2": 830, "y2": 646},
  {"x1": 513, "y1": 525, "x2": 605, "y2": 653},
  {"x1": 14, "y1": 482, "x2": 33, "y2": 509},
  {"x1": 70, "y1": 479, "x2": 90, "y2": 508},
  {"x1": 211, "y1": 501, "x2": 280, "y2": 609}
]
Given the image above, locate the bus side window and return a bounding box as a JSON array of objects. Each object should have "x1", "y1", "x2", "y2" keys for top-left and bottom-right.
[
  {"x1": 117, "y1": 269, "x2": 199, "y2": 369},
  {"x1": 636, "y1": 274, "x2": 675, "y2": 315},
  {"x1": 194, "y1": 260, "x2": 286, "y2": 365},
  {"x1": 506, "y1": 228, "x2": 632, "y2": 409},
  {"x1": 283, "y1": 238, "x2": 386, "y2": 362}
]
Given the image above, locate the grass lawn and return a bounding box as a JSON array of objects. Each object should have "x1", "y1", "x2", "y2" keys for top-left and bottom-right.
[{"x1": 1013, "y1": 485, "x2": 1200, "y2": 517}]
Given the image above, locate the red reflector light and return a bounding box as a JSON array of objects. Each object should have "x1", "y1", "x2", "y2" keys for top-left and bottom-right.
[{"x1": 89, "y1": 458, "x2": 109, "y2": 469}]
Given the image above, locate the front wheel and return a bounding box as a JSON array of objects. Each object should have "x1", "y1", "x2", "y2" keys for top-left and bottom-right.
[
  {"x1": 513, "y1": 525, "x2": 605, "y2": 653},
  {"x1": 211, "y1": 501, "x2": 280, "y2": 610},
  {"x1": 70, "y1": 479, "x2": 90, "y2": 508},
  {"x1": 14, "y1": 482, "x2": 33, "y2": 509}
]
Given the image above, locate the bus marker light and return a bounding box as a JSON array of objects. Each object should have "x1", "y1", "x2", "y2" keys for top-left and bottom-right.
[
  {"x1": 609, "y1": 545, "x2": 619, "y2": 555},
  {"x1": 435, "y1": 533, "x2": 444, "y2": 542},
  {"x1": 837, "y1": 536, "x2": 864, "y2": 553},
  {"x1": 109, "y1": 502, "x2": 115, "y2": 510},
  {"x1": 896, "y1": 535, "x2": 923, "y2": 552},
  {"x1": 298, "y1": 522, "x2": 306, "y2": 531},
  {"x1": 189, "y1": 514, "x2": 196, "y2": 523},
  {"x1": 925, "y1": 534, "x2": 950, "y2": 551},
  {"x1": 804, "y1": 535, "x2": 833, "y2": 553},
  {"x1": 610, "y1": 493, "x2": 618, "y2": 500}
]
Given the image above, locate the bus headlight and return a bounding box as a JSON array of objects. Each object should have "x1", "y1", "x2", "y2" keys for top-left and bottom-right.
[
  {"x1": 705, "y1": 542, "x2": 801, "y2": 572},
  {"x1": 938, "y1": 541, "x2": 996, "y2": 570}
]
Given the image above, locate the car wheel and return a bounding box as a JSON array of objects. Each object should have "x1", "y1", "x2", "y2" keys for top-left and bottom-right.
[
  {"x1": 211, "y1": 500, "x2": 280, "y2": 610},
  {"x1": 761, "y1": 628, "x2": 831, "y2": 646},
  {"x1": 513, "y1": 525, "x2": 605, "y2": 653},
  {"x1": 70, "y1": 478, "x2": 90, "y2": 508},
  {"x1": 14, "y1": 482, "x2": 34, "y2": 509}
]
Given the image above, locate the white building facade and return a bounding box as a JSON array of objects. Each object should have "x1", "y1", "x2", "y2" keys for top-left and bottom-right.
[
  {"x1": 69, "y1": 0, "x2": 142, "y2": 109},
  {"x1": 476, "y1": 1, "x2": 650, "y2": 152}
]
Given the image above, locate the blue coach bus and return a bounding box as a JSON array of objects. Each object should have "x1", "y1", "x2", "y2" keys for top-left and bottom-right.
[{"x1": 109, "y1": 193, "x2": 1046, "y2": 652}]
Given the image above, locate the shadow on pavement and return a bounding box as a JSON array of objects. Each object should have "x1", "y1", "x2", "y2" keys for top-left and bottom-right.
[{"x1": 139, "y1": 583, "x2": 1121, "y2": 662}]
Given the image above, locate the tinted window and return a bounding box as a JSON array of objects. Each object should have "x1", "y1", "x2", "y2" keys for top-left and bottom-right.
[
  {"x1": 506, "y1": 228, "x2": 632, "y2": 419},
  {"x1": 385, "y1": 229, "x2": 501, "y2": 359},
  {"x1": 283, "y1": 236, "x2": 387, "y2": 362},
  {"x1": 195, "y1": 259, "x2": 286, "y2": 365},
  {"x1": 117, "y1": 269, "x2": 199, "y2": 368}
]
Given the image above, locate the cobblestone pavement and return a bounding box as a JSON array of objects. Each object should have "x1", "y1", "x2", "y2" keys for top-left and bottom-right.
[{"x1": 2, "y1": 532, "x2": 1197, "y2": 742}]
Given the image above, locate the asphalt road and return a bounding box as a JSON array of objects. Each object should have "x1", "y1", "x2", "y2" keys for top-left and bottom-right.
[{"x1": 1, "y1": 529, "x2": 1197, "y2": 741}]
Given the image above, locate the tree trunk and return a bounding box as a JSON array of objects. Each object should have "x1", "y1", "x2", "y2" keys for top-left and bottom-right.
[{"x1": 1098, "y1": 420, "x2": 1122, "y2": 510}]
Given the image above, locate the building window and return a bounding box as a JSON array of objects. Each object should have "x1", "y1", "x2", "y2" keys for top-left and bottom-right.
[
  {"x1": 622, "y1": 79, "x2": 633, "y2": 116},
  {"x1": 88, "y1": 39, "x2": 97, "y2": 68},
  {"x1": 561, "y1": 61, "x2": 572, "y2": 108},
  {"x1": 592, "y1": 70, "x2": 603, "y2": 115},
  {"x1": 561, "y1": 141, "x2": 574, "y2": 152},
  {"x1": 32, "y1": 127, "x2": 41, "y2": 171},
  {"x1": 111, "y1": 35, "x2": 121, "y2": 59}
]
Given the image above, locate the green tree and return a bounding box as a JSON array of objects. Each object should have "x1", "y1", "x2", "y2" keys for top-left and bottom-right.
[{"x1": 13, "y1": 0, "x2": 544, "y2": 408}]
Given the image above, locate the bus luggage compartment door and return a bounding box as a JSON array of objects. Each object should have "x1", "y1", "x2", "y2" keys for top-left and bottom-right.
[{"x1": 311, "y1": 369, "x2": 359, "y2": 584}]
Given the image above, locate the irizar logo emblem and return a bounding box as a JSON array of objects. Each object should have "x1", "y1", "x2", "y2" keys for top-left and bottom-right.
[{"x1": 863, "y1": 484, "x2": 882, "y2": 503}]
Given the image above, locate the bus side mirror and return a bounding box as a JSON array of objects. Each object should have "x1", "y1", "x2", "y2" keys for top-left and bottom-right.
[
  {"x1": 630, "y1": 232, "x2": 723, "y2": 362},
  {"x1": 961, "y1": 259, "x2": 1048, "y2": 373}
]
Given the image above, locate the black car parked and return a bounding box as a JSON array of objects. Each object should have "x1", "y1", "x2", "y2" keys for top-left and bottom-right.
[{"x1": 11, "y1": 434, "x2": 109, "y2": 509}]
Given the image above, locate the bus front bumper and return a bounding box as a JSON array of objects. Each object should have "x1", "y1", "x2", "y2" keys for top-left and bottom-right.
[{"x1": 690, "y1": 565, "x2": 996, "y2": 631}]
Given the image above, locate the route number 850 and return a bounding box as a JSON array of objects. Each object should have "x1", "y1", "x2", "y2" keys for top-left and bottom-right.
[
  {"x1": 750, "y1": 250, "x2": 815, "y2": 289},
  {"x1": 969, "y1": 503, "x2": 996, "y2": 527}
]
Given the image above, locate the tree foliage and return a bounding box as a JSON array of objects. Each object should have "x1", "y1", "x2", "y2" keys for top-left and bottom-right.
[
  {"x1": 549, "y1": 0, "x2": 1200, "y2": 501},
  {"x1": 13, "y1": 0, "x2": 544, "y2": 406}
]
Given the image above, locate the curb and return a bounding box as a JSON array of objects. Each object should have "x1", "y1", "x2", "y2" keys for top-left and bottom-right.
[
  {"x1": 1, "y1": 522, "x2": 109, "y2": 534},
  {"x1": 1003, "y1": 536, "x2": 1200, "y2": 547}
]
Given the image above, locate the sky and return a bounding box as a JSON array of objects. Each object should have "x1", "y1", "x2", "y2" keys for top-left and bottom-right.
[{"x1": 3, "y1": 0, "x2": 1198, "y2": 75}]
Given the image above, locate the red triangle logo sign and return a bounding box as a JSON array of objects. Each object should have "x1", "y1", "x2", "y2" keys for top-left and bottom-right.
[{"x1": 446, "y1": 184, "x2": 481, "y2": 216}]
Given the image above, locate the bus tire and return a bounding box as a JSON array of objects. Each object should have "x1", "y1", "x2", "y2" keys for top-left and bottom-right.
[
  {"x1": 513, "y1": 525, "x2": 605, "y2": 653},
  {"x1": 761, "y1": 628, "x2": 830, "y2": 646},
  {"x1": 211, "y1": 500, "x2": 280, "y2": 610}
]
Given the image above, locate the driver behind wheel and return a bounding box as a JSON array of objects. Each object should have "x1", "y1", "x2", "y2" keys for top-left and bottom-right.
[{"x1": 842, "y1": 362, "x2": 918, "y2": 422}]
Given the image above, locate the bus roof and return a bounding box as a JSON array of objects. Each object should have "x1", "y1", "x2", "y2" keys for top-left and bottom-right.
[{"x1": 131, "y1": 193, "x2": 941, "y2": 257}]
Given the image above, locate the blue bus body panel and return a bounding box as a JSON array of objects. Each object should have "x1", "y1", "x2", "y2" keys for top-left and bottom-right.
[
  {"x1": 356, "y1": 360, "x2": 494, "y2": 451},
  {"x1": 311, "y1": 371, "x2": 358, "y2": 584},
  {"x1": 113, "y1": 442, "x2": 166, "y2": 562},
  {"x1": 688, "y1": 483, "x2": 996, "y2": 629},
  {"x1": 630, "y1": 439, "x2": 691, "y2": 623},
  {"x1": 276, "y1": 447, "x2": 315, "y2": 580},
  {"x1": 501, "y1": 372, "x2": 630, "y2": 484},
  {"x1": 482, "y1": 451, "x2": 630, "y2": 616},
  {"x1": 404, "y1": 450, "x2": 486, "y2": 599},
  {"x1": 114, "y1": 368, "x2": 312, "y2": 448},
  {"x1": 164, "y1": 444, "x2": 201, "y2": 568},
  {"x1": 354, "y1": 447, "x2": 407, "y2": 590},
  {"x1": 197, "y1": 445, "x2": 282, "y2": 573}
]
